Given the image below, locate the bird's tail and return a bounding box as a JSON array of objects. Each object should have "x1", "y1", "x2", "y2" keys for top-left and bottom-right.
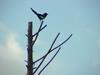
[{"x1": 30, "y1": 8, "x2": 38, "y2": 15}]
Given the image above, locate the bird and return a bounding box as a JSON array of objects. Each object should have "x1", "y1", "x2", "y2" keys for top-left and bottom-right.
[{"x1": 31, "y1": 8, "x2": 48, "y2": 21}]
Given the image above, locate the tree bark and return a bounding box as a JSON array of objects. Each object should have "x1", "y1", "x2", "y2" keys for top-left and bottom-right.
[{"x1": 26, "y1": 22, "x2": 33, "y2": 75}]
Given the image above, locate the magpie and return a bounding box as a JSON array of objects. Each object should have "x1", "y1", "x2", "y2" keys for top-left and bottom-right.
[{"x1": 31, "y1": 8, "x2": 48, "y2": 21}]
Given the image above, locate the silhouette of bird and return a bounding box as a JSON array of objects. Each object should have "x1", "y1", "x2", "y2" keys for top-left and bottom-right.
[{"x1": 31, "y1": 8, "x2": 48, "y2": 21}]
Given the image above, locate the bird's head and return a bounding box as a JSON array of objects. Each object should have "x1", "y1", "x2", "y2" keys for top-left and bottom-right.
[{"x1": 44, "y1": 13, "x2": 48, "y2": 16}]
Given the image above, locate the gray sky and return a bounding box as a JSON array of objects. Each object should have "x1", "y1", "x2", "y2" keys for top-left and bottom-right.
[{"x1": 0, "y1": 0, "x2": 100, "y2": 75}]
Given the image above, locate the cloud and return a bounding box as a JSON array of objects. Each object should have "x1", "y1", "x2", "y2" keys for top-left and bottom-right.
[
  {"x1": 0, "y1": 22, "x2": 26, "y2": 75},
  {"x1": 3, "y1": 33, "x2": 23, "y2": 59},
  {"x1": 0, "y1": 22, "x2": 24, "y2": 61}
]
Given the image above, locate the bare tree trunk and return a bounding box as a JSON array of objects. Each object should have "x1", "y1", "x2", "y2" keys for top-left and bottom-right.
[
  {"x1": 26, "y1": 22, "x2": 33, "y2": 75},
  {"x1": 25, "y1": 20, "x2": 72, "y2": 75}
]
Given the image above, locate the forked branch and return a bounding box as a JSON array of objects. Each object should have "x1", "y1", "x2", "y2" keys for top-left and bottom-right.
[
  {"x1": 33, "y1": 34, "x2": 72, "y2": 64},
  {"x1": 33, "y1": 33, "x2": 72, "y2": 75},
  {"x1": 38, "y1": 47, "x2": 61, "y2": 75},
  {"x1": 26, "y1": 17, "x2": 72, "y2": 75},
  {"x1": 32, "y1": 21, "x2": 47, "y2": 46}
]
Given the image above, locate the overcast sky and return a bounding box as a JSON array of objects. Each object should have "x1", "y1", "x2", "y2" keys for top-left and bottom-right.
[{"x1": 0, "y1": 0, "x2": 100, "y2": 75}]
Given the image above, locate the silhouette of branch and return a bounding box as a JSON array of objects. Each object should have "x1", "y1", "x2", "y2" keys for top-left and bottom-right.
[
  {"x1": 33, "y1": 33, "x2": 60, "y2": 74},
  {"x1": 48, "y1": 33, "x2": 60, "y2": 52},
  {"x1": 33, "y1": 34, "x2": 72, "y2": 64},
  {"x1": 24, "y1": 21, "x2": 45, "y2": 75},
  {"x1": 38, "y1": 47, "x2": 61, "y2": 75},
  {"x1": 27, "y1": 21, "x2": 72, "y2": 75},
  {"x1": 51, "y1": 34, "x2": 72, "y2": 52},
  {"x1": 26, "y1": 8, "x2": 72, "y2": 75},
  {"x1": 32, "y1": 21, "x2": 43, "y2": 46},
  {"x1": 32, "y1": 25, "x2": 47, "y2": 37},
  {"x1": 25, "y1": 21, "x2": 47, "y2": 39},
  {"x1": 32, "y1": 21, "x2": 46, "y2": 46}
]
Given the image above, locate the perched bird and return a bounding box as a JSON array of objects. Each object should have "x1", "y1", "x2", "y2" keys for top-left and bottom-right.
[{"x1": 31, "y1": 8, "x2": 48, "y2": 21}]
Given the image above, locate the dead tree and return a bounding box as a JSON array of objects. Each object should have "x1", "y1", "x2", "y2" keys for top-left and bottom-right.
[{"x1": 25, "y1": 20, "x2": 72, "y2": 75}]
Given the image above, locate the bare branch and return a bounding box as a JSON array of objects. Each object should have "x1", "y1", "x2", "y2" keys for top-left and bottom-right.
[
  {"x1": 51, "y1": 34, "x2": 72, "y2": 52},
  {"x1": 33, "y1": 33, "x2": 60, "y2": 74},
  {"x1": 33, "y1": 55, "x2": 45, "y2": 74},
  {"x1": 25, "y1": 34, "x2": 28, "y2": 37},
  {"x1": 38, "y1": 47, "x2": 61, "y2": 75},
  {"x1": 32, "y1": 25, "x2": 47, "y2": 37},
  {"x1": 26, "y1": 11, "x2": 72, "y2": 75},
  {"x1": 48, "y1": 33, "x2": 60, "y2": 52},
  {"x1": 33, "y1": 55, "x2": 45, "y2": 64},
  {"x1": 32, "y1": 21, "x2": 44, "y2": 46},
  {"x1": 33, "y1": 33, "x2": 60, "y2": 64},
  {"x1": 33, "y1": 34, "x2": 72, "y2": 64}
]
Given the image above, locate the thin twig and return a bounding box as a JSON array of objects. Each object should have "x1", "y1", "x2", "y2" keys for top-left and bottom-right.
[
  {"x1": 32, "y1": 21, "x2": 44, "y2": 46},
  {"x1": 33, "y1": 34, "x2": 72, "y2": 64},
  {"x1": 32, "y1": 21, "x2": 45, "y2": 74},
  {"x1": 32, "y1": 25, "x2": 47, "y2": 37},
  {"x1": 48, "y1": 33, "x2": 60, "y2": 52},
  {"x1": 51, "y1": 34, "x2": 72, "y2": 52},
  {"x1": 38, "y1": 47, "x2": 61, "y2": 75},
  {"x1": 33, "y1": 33, "x2": 60, "y2": 74}
]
